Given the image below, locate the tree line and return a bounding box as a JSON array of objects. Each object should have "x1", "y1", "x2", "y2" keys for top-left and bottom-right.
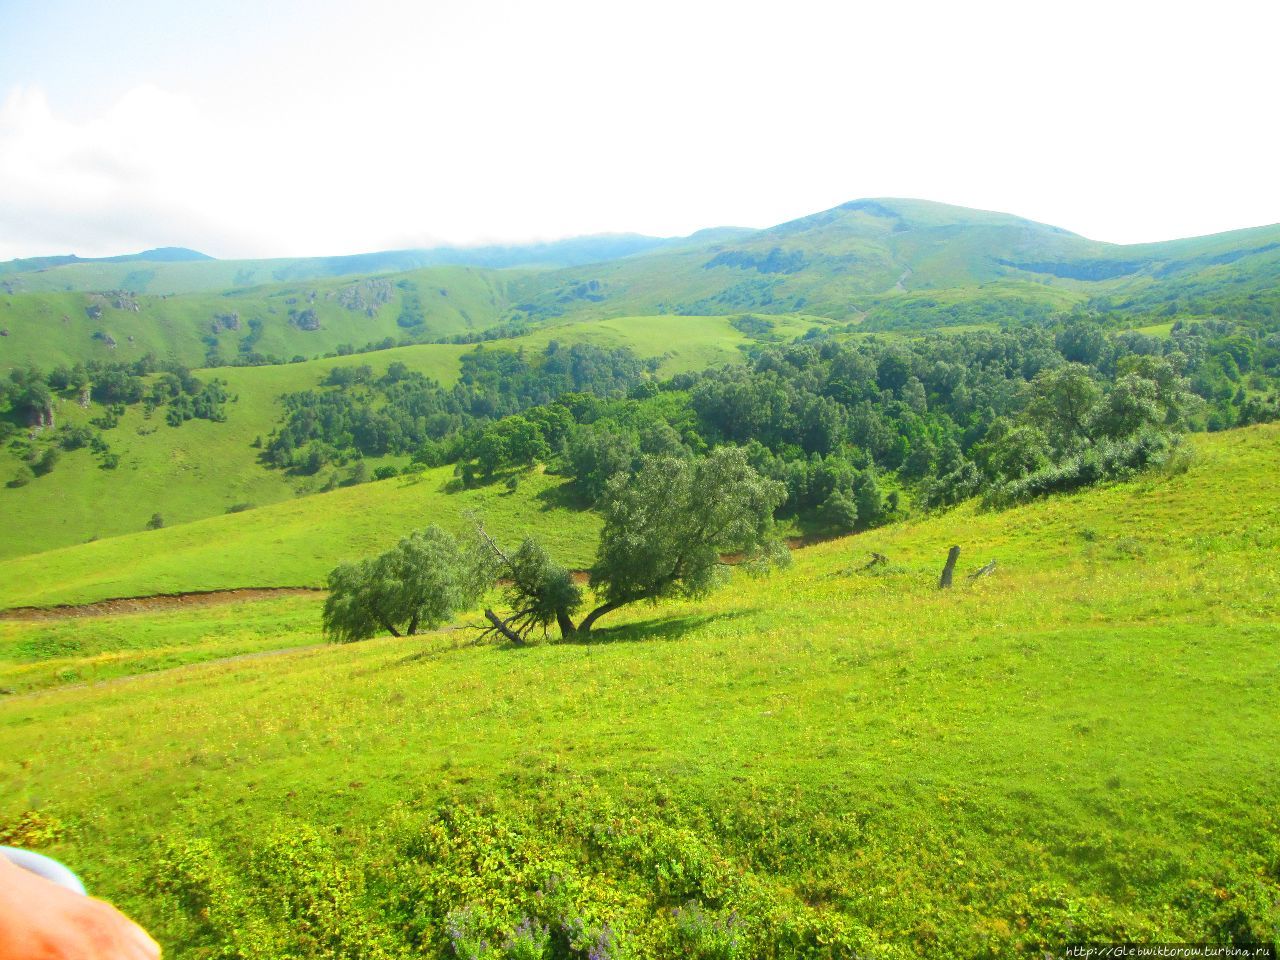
[
  {"x1": 260, "y1": 341, "x2": 657, "y2": 474},
  {"x1": 277, "y1": 311, "x2": 1280, "y2": 534}
]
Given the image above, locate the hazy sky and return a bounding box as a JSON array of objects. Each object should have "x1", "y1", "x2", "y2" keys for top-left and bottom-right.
[{"x1": 1, "y1": 0, "x2": 1277, "y2": 259}]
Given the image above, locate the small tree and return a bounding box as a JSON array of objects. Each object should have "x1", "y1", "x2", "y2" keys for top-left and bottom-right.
[
  {"x1": 32, "y1": 447, "x2": 59, "y2": 477},
  {"x1": 322, "y1": 526, "x2": 493, "y2": 642},
  {"x1": 577, "y1": 447, "x2": 788, "y2": 635},
  {"x1": 147, "y1": 512, "x2": 165, "y2": 529}
]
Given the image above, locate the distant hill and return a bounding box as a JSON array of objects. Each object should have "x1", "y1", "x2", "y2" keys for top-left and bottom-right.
[
  {"x1": 504, "y1": 198, "x2": 1280, "y2": 326},
  {"x1": 0, "y1": 230, "x2": 754, "y2": 296},
  {"x1": 2, "y1": 198, "x2": 1278, "y2": 372},
  {"x1": 0, "y1": 246, "x2": 212, "y2": 277}
]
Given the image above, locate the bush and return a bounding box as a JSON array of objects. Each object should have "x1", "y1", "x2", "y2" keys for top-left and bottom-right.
[
  {"x1": 373, "y1": 464, "x2": 399, "y2": 481},
  {"x1": 147, "y1": 512, "x2": 165, "y2": 530},
  {"x1": 984, "y1": 430, "x2": 1184, "y2": 508},
  {"x1": 58, "y1": 424, "x2": 95, "y2": 450},
  {"x1": 31, "y1": 447, "x2": 59, "y2": 476}
]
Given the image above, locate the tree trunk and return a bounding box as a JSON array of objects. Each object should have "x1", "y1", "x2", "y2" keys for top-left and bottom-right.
[
  {"x1": 555, "y1": 606, "x2": 577, "y2": 640},
  {"x1": 938, "y1": 545, "x2": 960, "y2": 590},
  {"x1": 484, "y1": 608, "x2": 525, "y2": 645},
  {"x1": 407, "y1": 613, "x2": 420, "y2": 636},
  {"x1": 380, "y1": 618, "x2": 402, "y2": 638},
  {"x1": 575, "y1": 599, "x2": 627, "y2": 636}
]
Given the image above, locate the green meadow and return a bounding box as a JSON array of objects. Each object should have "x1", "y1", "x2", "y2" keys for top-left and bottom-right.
[
  {"x1": 1, "y1": 424, "x2": 1277, "y2": 957},
  {"x1": 0, "y1": 464, "x2": 600, "y2": 609}
]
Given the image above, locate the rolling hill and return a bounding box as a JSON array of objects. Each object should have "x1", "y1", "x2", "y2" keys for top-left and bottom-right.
[
  {"x1": 0, "y1": 230, "x2": 753, "y2": 296},
  {"x1": 2, "y1": 196, "x2": 1277, "y2": 567},
  {"x1": 1, "y1": 423, "x2": 1276, "y2": 956},
  {"x1": 505, "y1": 198, "x2": 1280, "y2": 325}
]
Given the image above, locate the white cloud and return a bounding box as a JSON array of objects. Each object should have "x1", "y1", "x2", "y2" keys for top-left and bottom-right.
[{"x1": 1, "y1": 0, "x2": 1278, "y2": 259}]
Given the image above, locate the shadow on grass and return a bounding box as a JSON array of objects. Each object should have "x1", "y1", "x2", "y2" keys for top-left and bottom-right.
[
  {"x1": 382, "y1": 610, "x2": 755, "y2": 671},
  {"x1": 534, "y1": 480, "x2": 594, "y2": 512},
  {"x1": 562, "y1": 609, "x2": 756, "y2": 647}
]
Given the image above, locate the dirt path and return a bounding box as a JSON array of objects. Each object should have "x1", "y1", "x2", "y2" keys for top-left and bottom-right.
[
  {"x1": 0, "y1": 535, "x2": 840, "y2": 622},
  {"x1": 0, "y1": 587, "x2": 324, "y2": 621}
]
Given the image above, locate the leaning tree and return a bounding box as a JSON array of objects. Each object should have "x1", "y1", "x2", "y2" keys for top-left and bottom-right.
[
  {"x1": 322, "y1": 525, "x2": 494, "y2": 642},
  {"x1": 576, "y1": 446, "x2": 790, "y2": 634},
  {"x1": 482, "y1": 446, "x2": 790, "y2": 642}
]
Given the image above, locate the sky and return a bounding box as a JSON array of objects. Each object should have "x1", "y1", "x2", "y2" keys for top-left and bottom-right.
[{"x1": 1, "y1": 0, "x2": 1277, "y2": 260}]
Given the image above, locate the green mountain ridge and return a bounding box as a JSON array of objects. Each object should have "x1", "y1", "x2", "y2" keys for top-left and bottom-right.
[{"x1": 3, "y1": 198, "x2": 1278, "y2": 373}]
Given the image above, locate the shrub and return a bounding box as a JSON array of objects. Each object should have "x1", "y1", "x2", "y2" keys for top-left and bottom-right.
[
  {"x1": 32, "y1": 447, "x2": 59, "y2": 476},
  {"x1": 984, "y1": 430, "x2": 1184, "y2": 508}
]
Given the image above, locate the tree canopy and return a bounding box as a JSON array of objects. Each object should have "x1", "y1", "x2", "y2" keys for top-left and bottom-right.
[{"x1": 579, "y1": 446, "x2": 790, "y2": 634}]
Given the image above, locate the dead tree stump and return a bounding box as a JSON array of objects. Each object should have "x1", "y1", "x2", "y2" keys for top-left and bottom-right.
[{"x1": 938, "y1": 545, "x2": 961, "y2": 589}]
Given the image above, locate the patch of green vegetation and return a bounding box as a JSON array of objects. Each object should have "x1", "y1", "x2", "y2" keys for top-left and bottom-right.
[
  {"x1": 0, "y1": 425, "x2": 1276, "y2": 957},
  {"x1": 0, "y1": 266, "x2": 516, "y2": 370},
  {"x1": 0, "y1": 464, "x2": 600, "y2": 609}
]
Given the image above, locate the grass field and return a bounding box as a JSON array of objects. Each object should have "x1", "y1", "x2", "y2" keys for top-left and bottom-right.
[
  {"x1": 0, "y1": 424, "x2": 1276, "y2": 957},
  {"x1": 0, "y1": 593, "x2": 322, "y2": 694},
  {"x1": 0, "y1": 464, "x2": 601, "y2": 609}
]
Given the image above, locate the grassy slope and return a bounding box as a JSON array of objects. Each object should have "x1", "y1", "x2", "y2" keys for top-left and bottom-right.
[
  {"x1": 514, "y1": 199, "x2": 1280, "y2": 328},
  {"x1": 0, "y1": 593, "x2": 322, "y2": 693},
  {"x1": 0, "y1": 463, "x2": 600, "y2": 608},
  {"x1": 0, "y1": 424, "x2": 1276, "y2": 957},
  {"x1": 0, "y1": 314, "x2": 815, "y2": 560},
  {"x1": 0, "y1": 342, "x2": 476, "y2": 559},
  {"x1": 0, "y1": 265, "x2": 515, "y2": 371}
]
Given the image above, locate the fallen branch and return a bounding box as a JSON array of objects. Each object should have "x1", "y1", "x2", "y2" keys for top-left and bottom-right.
[
  {"x1": 860, "y1": 552, "x2": 889, "y2": 571},
  {"x1": 482, "y1": 608, "x2": 525, "y2": 646},
  {"x1": 967, "y1": 560, "x2": 997, "y2": 580}
]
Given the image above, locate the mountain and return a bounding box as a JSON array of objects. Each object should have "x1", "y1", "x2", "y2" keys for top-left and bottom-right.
[
  {"x1": 505, "y1": 198, "x2": 1280, "y2": 327},
  {"x1": 0, "y1": 230, "x2": 755, "y2": 296},
  {"x1": 2, "y1": 198, "x2": 1278, "y2": 374}
]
